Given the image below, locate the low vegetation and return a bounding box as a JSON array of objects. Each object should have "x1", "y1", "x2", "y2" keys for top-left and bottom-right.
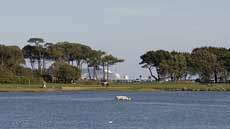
[{"x1": 0, "y1": 82, "x2": 230, "y2": 92}]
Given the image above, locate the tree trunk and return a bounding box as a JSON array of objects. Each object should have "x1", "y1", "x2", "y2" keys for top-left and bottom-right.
[
  {"x1": 80, "y1": 61, "x2": 84, "y2": 72},
  {"x1": 37, "y1": 44, "x2": 42, "y2": 73},
  {"x1": 30, "y1": 58, "x2": 35, "y2": 70},
  {"x1": 38, "y1": 59, "x2": 42, "y2": 72},
  {"x1": 214, "y1": 71, "x2": 218, "y2": 83},
  {"x1": 170, "y1": 74, "x2": 173, "y2": 81},
  {"x1": 87, "y1": 63, "x2": 91, "y2": 80},
  {"x1": 184, "y1": 73, "x2": 188, "y2": 80},
  {"x1": 156, "y1": 67, "x2": 161, "y2": 81},
  {"x1": 102, "y1": 62, "x2": 105, "y2": 81},
  {"x1": 106, "y1": 64, "x2": 109, "y2": 81},
  {"x1": 93, "y1": 66, "x2": 98, "y2": 80},
  {"x1": 42, "y1": 58, "x2": 46, "y2": 71},
  {"x1": 148, "y1": 67, "x2": 158, "y2": 81},
  {"x1": 76, "y1": 60, "x2": 81, "y2": 69}
]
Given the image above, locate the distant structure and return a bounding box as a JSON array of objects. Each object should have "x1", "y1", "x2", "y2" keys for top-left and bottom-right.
[
  {"x1": 124, "y1": 75, "x2": 129, "y2": 80},
  {"x1": 81, "y1": 69, "x2": 123, "y2": 80}
]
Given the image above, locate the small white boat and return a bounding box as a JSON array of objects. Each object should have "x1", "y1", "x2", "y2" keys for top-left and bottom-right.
[{"x1": 116, "y1": 96, "x2": 132, "y2": 101}]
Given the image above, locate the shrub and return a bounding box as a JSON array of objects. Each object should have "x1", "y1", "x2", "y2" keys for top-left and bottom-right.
[
  {"x1": 0, "y1": 66, "x2": 43, "y2": 84},
  {"x1": 15, "y1": 66, "x2": 33, "y2": 78},
  {"x1": 42, "y1": 74, "x2": 53, "y2": 83},
  {"x1": 49, "y1": 62, "x2": 81, "y2": 83}
]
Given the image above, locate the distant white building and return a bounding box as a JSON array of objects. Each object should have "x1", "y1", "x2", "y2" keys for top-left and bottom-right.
[
  {"x1": 124, "y1": 75, "x2": 129, "y2": 80},
  {"x1": 81, "y1": 69, "x2": 122, "y2": 80}
]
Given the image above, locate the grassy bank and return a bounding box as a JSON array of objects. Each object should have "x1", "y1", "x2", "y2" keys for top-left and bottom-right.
[
  {"x1": 0, "y1": 82, "x2": 230, "y2": 92},
  {"x1": 64, "y1": 83, "x2": 230, "y2": 91}
]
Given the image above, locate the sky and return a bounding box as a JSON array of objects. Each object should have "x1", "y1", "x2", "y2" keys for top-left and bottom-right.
[{"x1": 0, "y1": 0, "x2": 230, "y2": 79}]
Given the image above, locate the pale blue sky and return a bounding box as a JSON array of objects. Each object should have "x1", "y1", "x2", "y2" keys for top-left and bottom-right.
[{"x1": 0, "y1": 0, "x2": 230, "y2": 79}]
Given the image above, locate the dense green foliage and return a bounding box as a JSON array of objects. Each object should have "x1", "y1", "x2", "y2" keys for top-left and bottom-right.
[
  {"x1": 140, "y1": 47, "x2": 230, "y2": 83},
  {"x1": 49, "y1": 62, "x2": 81, "y2": 83},
  {"x1": 0, "y1": 38, "x2": 123, "y2": 84},
  {"x1": 0, "y1": 45, "x2": 34, "y2": 84}
]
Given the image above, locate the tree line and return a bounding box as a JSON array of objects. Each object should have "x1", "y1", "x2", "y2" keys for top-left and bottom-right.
[
  {"x1": 140, "y1": 47, "x2": 230, "y2": 83},
  {"x1": 0, "y1": 38, "x2": 124, "y2": 84}
]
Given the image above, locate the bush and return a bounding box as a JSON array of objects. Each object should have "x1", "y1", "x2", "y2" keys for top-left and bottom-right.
[
  {"x1": 49, "y1": 62, "x2": 81, "y2": 83},
  {"x1": 0, "y1": 66, "x2": 43, "y2": 84},
  {"x1": 42, "y1": 74, "x2": 53, "y2": 83},
  {"x1": 0, "y1": 76, "x2": 28, "y2": 84},
  {"x1": 15, "y1": 66, "x2": 33, "y2": 78}
]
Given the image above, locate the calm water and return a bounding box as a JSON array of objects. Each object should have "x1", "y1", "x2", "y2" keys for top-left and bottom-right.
[{"x1": 0, "y1": 91, "x2": 230, "y2": 129}]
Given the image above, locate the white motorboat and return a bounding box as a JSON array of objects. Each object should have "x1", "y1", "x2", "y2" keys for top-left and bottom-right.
[{"x1": 116, "y1": 96, "x2": 132, "y2": 101}]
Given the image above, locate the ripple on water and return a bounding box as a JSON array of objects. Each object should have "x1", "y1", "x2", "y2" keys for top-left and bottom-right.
[{"x1": 0, "y1": 91, "x2": 230, "y2": 129}]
